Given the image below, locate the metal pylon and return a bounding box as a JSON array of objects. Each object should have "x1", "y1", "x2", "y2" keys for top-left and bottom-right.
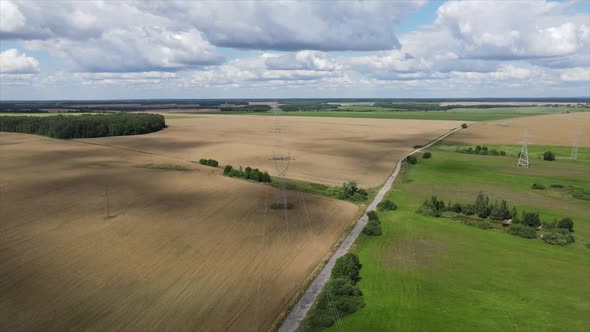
[
  {"x1": 517, "y1": 129, "x2": 529, "y2": 168},
  {"x1": 571, "y1": 127, "x2": 580, "y2": 160}
]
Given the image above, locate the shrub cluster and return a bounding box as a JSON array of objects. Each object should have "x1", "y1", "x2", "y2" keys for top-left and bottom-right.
[
  {"x1": 406, "y1": 155, "x2": 418, "y2": 164},
  {"x1": 302, "y1": 253, "x2": 364, "y2": 332},
  {"x1": 423, "y1": 152, "x2": 432, "y2": 159},
  {"x1": 377, "y1": 199, "x2": 397, "y2": 211},
  {"x1": 0, "y1": 113, "x2": 166, "y2": 139},
  {"x1": 363, "y1": 211, "x2": 382, "y2": 236},
  {"x1": 458, "y1": 145, "x2": 506, "y2": 156},
  {"x1": 543, "y1": 151, "x2": 556, "y2": 161},
  {"x1": 223, "y1": 165, "x2": 271, "y2": 183},
  {"x1": 461, "y1": 123, "x2": 468, "y2": 128},
  {"x1": 531, "y1": 183, "x2": 546, "y2": 190},
  {"x1": 198, "y1": 159, "x2": 219, "y2": 167},
  {"x1": 543, "y1": 229, "x2": 575, "y2": 245},
  {"x1": 339, "y1": 181, "x2": 368, "y2": 201},
  {"x1": 508, "y1": 224, "x2": 537, "y2": 239},
  {"x1": 416, "y1": 191, "x2": 575, "y2": 245}
]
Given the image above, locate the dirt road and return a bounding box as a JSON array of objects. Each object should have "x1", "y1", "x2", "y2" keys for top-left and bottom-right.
[{"x1": 278, "y1": 127, "x2": 462, "y2": 332}]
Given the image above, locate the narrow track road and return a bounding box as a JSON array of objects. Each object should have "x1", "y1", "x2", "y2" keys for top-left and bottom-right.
[{"x1": 278, "y1": 127, "x2": 462, "y2": 332}]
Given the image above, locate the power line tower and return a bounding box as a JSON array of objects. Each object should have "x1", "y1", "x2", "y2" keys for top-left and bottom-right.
[
  {"x1": 270, "y1": 109, "x2": 294, "y2": 209},
  {"x1": 571, "y1": 127, "x2": 580, "y2": 160},
  {"x1": 517, "y1": 129, "x2": 529, "y2": 168}
]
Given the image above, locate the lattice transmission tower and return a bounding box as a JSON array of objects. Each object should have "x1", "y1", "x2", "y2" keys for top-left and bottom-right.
[
  {"x1": 571, "y1": 127, "x2": 580, "y2": 160},
  {"x1": 517, "y1": 129, "x2": 529, "y2": 168},
  {"x1": 270, "y1": 108, "x2": 294, "y2": 209}
]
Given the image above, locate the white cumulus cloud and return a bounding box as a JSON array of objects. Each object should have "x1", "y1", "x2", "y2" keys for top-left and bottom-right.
[{"x1": 0, "y1": 48, "x2": 40, "y2": 73}]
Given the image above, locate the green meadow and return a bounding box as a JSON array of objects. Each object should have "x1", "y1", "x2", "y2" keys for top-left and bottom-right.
[
  {"x1": 324, "y1": 146, "x2": 590, "y2": 332},
  {"x1": 271, "y1": 110, "x2": 538, "y2": 121}
]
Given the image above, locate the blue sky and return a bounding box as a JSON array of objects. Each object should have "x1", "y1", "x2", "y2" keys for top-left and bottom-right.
[{"x1": 1, "y1": 0, "x2": 589, "y2": 100}]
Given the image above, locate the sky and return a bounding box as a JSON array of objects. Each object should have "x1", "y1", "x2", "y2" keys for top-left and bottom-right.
[{"x1": 0, "y1": 0, "x2": 589, "y2": 100}]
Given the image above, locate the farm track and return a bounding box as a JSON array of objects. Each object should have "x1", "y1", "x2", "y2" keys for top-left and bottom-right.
[{"x1": 278, "y1": 127, "x2": 462, "y2": 332}]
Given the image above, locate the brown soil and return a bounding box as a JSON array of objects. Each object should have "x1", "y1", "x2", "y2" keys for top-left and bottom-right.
[
  {"x1": 447, "y1": 112, "x2": 590, "y2": 147},
  {"x1": 78, "y1": 115, "x2": 461, "y2": 188},
  {"x1": 0, "y1": 132, "x2": 358, "y2": 331}
]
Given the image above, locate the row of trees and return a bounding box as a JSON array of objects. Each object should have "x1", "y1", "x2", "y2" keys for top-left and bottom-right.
[
  {"x1": 223, "y1": 165, "x2": 272, "y2": 183},
  {"x1": 417, "y1": 192, "x2": 575, "y2": 245},
  {"x1": 301, "y1": 253, "x2": 364, "y2": 331},
  {"x1": 458, "y1": 145, "x2": 507, "y2": 156},
  {"x1": 220, "y1": 105, "x2": 271, "y2": 112},
  {"x1": 198, "y1": 159, "x2": 219, "y2": 167},
  {"x1": 0, "y1": 114, "x2": 166, "y2": 139},
  {"x1": 279, "y1": 102, "x2": 336, "y2": 111}
]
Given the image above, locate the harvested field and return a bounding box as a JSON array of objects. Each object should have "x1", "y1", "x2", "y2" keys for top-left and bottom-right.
[
  {"x1": 77, "y1": 115, "x2": 462, "y2": 188},
  {"x1": 447, "y1": 112, "x2": 590, "y2": 147},
  {"x1": 0, "y1": 132, "x2": 358, "y2": 331}
]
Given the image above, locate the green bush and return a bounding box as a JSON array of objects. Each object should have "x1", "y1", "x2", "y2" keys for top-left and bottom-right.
[
  {"x1": 331, "y1": 253, "x2": 362, "y2": 284},
  {"x1": 366, "y1": 210, "x2": 379, "y2": 221},
  {"x1": 508, "y1": 224, "x2": 537, "y2": 239},
  {"x1": 0, "y1": 113, "x2": 166, "y2": 138},
  {"x1": 199, "y1": 159, "x2": 219, "y2": 167},
  {"x1": 223, "y1": 165, "x2": 233, "y2": 175},
  {"x1": 489, "y1": 200, "x2": 511, "y2": 221},
  {"x1": 377, "y1": 199, "x2": 397, "y2": 211},
  {"x1": 461, "y1": 204, "x2": 475, "y2": 216},
  {"x1": 363, "y1": 219, "x2": 382, "y2": 236},
  {"x1": 423, "y1": 152, "x2": 432, "y2": 159},
  {"x1": 461, "y1": 123, "x2": 468, "y2": 128},
  {"x1": 543, "y1": 151, "x2": 555, "y2": 161},
  {"x1": 543, "y1": 229, "x2": 575, "y2": 246},
  {"x1": 542, "y1": 219, "x2": 557, "y2": 230},
  {"x1": 340, "y1": 181, "x2": 368, "y2": 201},
  {"x1": 521, "y1": 211, "x2": 541, "y2": 228},
  {"x1": 550, "y1": 184, "x2": 564, "y2": 188},
  {"x1": 531, "y1": 183, "x2": 546, "y2": 190},
  {"x1": 557, "y1": 217, "x2": 574, "y2": 232},
  {"x1": 474, "y1": 192, "x2": 491, "y2": 218},
  {"x1": 416, "y1": 195, "x2": 445, "y2": 217},
  {"x1": 302, "y1": 278, "x2": 364, "y2": 331},
  {"x1": 406, "y1": 155, "x2": 417, "y2": 164}
]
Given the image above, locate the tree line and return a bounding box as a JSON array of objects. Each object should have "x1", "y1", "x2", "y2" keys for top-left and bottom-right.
[
  {"x1": 301, "y1": 253, "x2": 364, "y2": 331},
  {"x1": 458, "y1": 145, "x2": 506, "y2": 156},
  {"x1": 223, "y1": 165, "x2": 271, "y2": 183},
  {"x1": 220, "y1": 105, "x2": 271, "y2": 112},
  {"x1": 0, "y1": 113, "x2": 166, "y2": 139},
  {"x1": 417, "y1": 191, "x2": 575, "y2": 245}
]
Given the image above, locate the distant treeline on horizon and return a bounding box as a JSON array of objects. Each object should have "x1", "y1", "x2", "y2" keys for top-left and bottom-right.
[{"x1": 1, "y1": 97, "x2": 589, "y2": 104}]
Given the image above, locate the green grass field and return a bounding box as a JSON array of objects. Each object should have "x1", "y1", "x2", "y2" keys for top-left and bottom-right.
[
  {"x1": 206, "y1": 106, "x2": 589, "y2": 121},
  {"x1": 213, "y1": 110, "x2": 546, "y2": 121},
  {"x1": 435, "y1": 143, "x2": 590, "y2": 162},
  {"x1": 324, "y1": 147, "x2": 590, "y2": 332}
]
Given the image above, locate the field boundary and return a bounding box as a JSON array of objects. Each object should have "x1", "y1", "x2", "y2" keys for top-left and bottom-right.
[{"x1": 278, "y1": 126, "x2": 463, "y2": 332}]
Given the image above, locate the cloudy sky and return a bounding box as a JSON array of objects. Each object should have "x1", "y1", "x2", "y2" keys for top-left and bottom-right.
[{"x1": 0, "y1": 0, "x2": 589, "y2": 100}]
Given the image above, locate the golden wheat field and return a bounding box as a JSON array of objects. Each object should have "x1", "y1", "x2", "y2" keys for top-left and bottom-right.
[
  {"x1": 0, "y1": 132, "x2": 358, "y2": 331},
  {"x1": 77, "y1": 115, "x2": 462, "y2": 188},
  {"x1": 447, "y1": 112, "x2": 590, "y2": 147}
]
